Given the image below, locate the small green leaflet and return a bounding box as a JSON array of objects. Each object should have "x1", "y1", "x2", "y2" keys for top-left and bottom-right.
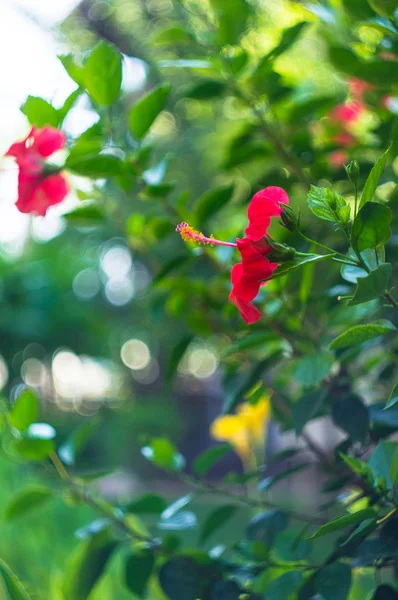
[
  {"x1": 384, "y1": 384, "x2": 398, "y2": 410},
  {"x1": 330, "y1": 320, "x2": 395, "y2": 350},
  {"x1": 193, "y1": 444, "x2": 232, "y2": 476},
  {"x1": 348, "y1": 263, "x2": 392, "y2": 306},
  {"x1": 307, "y1": 186, "x2": 349, "y2": 223},
  {"x1": 359, "y1": 145, "x2": 391, "y2": 209},
  {"x1": 309, "y1": 508, "x2": 377, "y2": 540}
]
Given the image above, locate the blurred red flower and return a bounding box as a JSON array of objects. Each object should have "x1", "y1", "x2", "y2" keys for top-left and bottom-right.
[{"x1": 5, "y1": 126, "x2": 69, "y2": 216}]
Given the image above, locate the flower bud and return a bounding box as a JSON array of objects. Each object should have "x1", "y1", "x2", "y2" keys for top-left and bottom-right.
[
  {"x1": 280, "y1": 205, "x2": 300, "y2": 232},
  {"x1": 266, "y1": 238, "x2": 296, "y2": 262},
  {"x1": 345, "y1": 160, "x2": 360, "y2": 186}
]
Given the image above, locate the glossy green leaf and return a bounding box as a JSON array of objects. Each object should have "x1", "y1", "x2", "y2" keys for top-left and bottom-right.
[
  {"x1": 62, "y1": 529, "x2": 117, "y2": 600},
  {"x1": 332, "y1": 395, "x2": 369, "y2": 442},
  {"x1": 65, "y1": 153, "x2": 125, "y2": 178},
  {"x1": 209, "y1": 0, "x2": 250, "y2": 45},
  {"x1": 5, "y1": 485, "x2": 53, "y2": 520},
  {"x1": 351, "y1": 202, "x2": 392, "y2": 252},
  {"x1": 330, "y1": 320, "x2": 395, "y2": 349},
  {"x1": 292, "y1": 390, "x2": 328, "y2": 434},
  {"x1": 59, "y1": 54, "x2": 86, "y2": 87},
  {"x1": 310, "y1": 508, "x2": 376, "y2": 540},
  {"x1": 127, "y1": 493, "x2": 168, "y2": 515},
  {"x1": 348, "y1": 263, "x2": 392, "y2": 306},
  {"x1": 340, "y1": 518, "x2": 378, "y2": 546},
  {"x1": 141, "y1": 437, "x2": 185, "y2": 471},
  {"x1": 307, "y1": 186, "x2": 348, "y2": 223},
  {"x1": 9, "y1": 389, "x2": 38, "y2": 432},
  {"x1": 129, "y1": 83, "x2": 171, "y2": 140},
  {"x1": 384, "y1": 384, "x2": 398, "y2": 410},
  {"x1": 193, "y1": 444, "x2": 232, "y2": 476},
  {"x1": 266, "y1": 571, "x2": 302, "y2": 600},
  {"x1": 84, "y1": 41, "x2": 122, "y2": 106},
  {"x1": 247, "y1": 509, "x2": 288, "y2": 547},
  {"x1": 154, "y1": 26, "x2": 193, "y2": 46},
  {"x1": 21, "y1": 96, "x2": 59, "y2": 128},
  {"x1": 200, "y1": 505, "x2": 238, "y2": 544},
  {"x1": 368, "y1": 441, "x2": 398, "y2": 488},
  {"x1": 0, "y1": 559, "x2": 32, "y2": 600},
  {"x1": 293, "y1": 352, "x2": 334, "y2": 387},
  {"x1": 159, "y1": 557, "x2": 207, "y2": 600},
  {"x1": 13, "y1": 438, "x2": 54, "y2": 460},
  {"x1": 314, "y1": 562, "x2": 352, "y2": 600},
  {"x1": 125, "y1": 550, "x2": 155, "y2": 597},
  {"x1": 195, "y1": 185, "x2": 234, "y2": 224},
  {"x1": 359, "y1": 146, "x2": 391, "y2": 209}
]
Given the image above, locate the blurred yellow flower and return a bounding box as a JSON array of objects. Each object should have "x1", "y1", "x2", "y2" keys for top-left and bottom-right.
[{"x1": 210, "y1": 395, "x2": 271, "y2": 464}]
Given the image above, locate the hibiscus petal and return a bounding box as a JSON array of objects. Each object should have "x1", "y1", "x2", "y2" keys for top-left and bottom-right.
[
  {"x1": 16, "y1": 173, "x2": 69, "y2": 216},
  {"x1": 33, "y1": 127, "x2": 66, "y2": 158},
  {"x1": 229, "y1": 289, "x2": 262, "y2": 324},
  {"x1": 245, "y1": 186, "x2": 289, "y2": 241}
]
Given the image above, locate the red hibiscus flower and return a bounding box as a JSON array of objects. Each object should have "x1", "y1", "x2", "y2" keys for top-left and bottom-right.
[
  {"x1": 5, "y1": 126, "x2": 69, "y2": 216},
  {"x1": 177, "y1": 186, "x2": 289, "y2": 324},
  {"x1": 329, "y1": 100, "x2": 365, "y2": 125}
]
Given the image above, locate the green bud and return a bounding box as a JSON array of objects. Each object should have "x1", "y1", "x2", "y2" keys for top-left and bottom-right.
[
  {"x1": 345, "y1": 161, "x2": 360, "y2": 186},
  {"x1": 280, "y1": 205, "x2": 300, "y2": 232},
  {"x1": 266, "y1": 239, "x2": 296, "y2": 262}
]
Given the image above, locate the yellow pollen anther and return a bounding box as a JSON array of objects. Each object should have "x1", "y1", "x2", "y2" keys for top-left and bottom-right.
[{"x1": 176, "y1": 222, "x2": 215, "y2": 246}]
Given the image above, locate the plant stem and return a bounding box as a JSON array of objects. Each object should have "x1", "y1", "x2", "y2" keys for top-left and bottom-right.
[{"x1": 298, "y1": 231, "x2": 357, "y2": 264}]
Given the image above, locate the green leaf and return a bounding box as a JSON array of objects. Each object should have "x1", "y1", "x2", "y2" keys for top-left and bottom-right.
[
  {"x1": 265, "y1": 22, "x2": 308, "y2": 61},
  {"x1": 307, "y1": 186, "x2": 348, "y2": 223},
  {"x1": 340, "y1": 518, "x2": 378, "y2": 546},
  {"x1": 125, "y1": 550, "x2": 155, "y2": 597},
  {"x1": 195, "y1": 185, "x2": 234, "y2": 224},
  {"x1": 63, "y1": 204, "x2": 105, "y2": 226},
  {"x1": 127, "y1": 493, "x2": 167, "y2": 515},
  {"x1": 159, "y1": 557, "x2": 208, "y2": 600},
  {"x1": 209, "y1": 0, "x2": 251, "y2": 45},
  {"x1": 9, "y1": 389, "x2": 38, "y2": 432},
  {"x1": 389, "y1": 446, "x2": 398, "y2": 485},
  {"x1": 330, "y1": 320, "x2": 395, "y2": 349},
  {"x1": 193, "y1": 444, "x2": 232, "y2": 476},
  {"x1": 13, "y1": 438, "x2": 54, "y2": 460},
  {"x1": 272, "y1": 253, "x2": 333, "y2": 279},
  {"x1": 222, "y1": 332, "x2": 281, "y2": 357},
  {"x1": 332, "y1": 395, "x2": 369, "y2": 442},
  {"x1": 372, "y1": 584, "x2": 398, "y2": 600},
  {"x1": 62, "y1": 529, "x2": 117, "y2": 600},
  {"x1": 348, "y1": 264, "x2": 392, "y2": 306},
  {"x1": 329, "y1": 46, "x2": 398, "y2": 86},
  {"x1": 351, "y1": 202, "x2": 392, "y2": 252},
  {"x1": 167, "y1": 336, "x2": 192, "y2": 383},
  {"x1": 65, "y1": 153, "x2": 125, "y2": 178},
  {"x1": 59, "y1": 54, "x2": 86, "y2": 87},
  {"x1": 247, "y1": 509, "x2": 288, "y2": 547},
  {"x1": 359, "y1": 147, "x2": 391, "y2": 209},
  {"x1": 258, "y1": 464, "x2": 310, "y2": 491},
  {"x1": 129, "y1": 83, "x2": 171, "y2": 140},
  {"x1": 368, "y1": 0, "x2": 398, "y2": 17},
  {"x1": 223, "y1": 358, "x2": 279, "y2": 413},
  {"x1": 309, "y1": 508, "x2": 376, "y2": 540},
  {"x1": 384, "y1": 384, "x2": 398, "y2": 410},
  {"x1": 154, "y1": 26, "x2": 193, "y2": 46},
  {"x1": 184, "y1": 81, "x2": 226, "y2": 100},
  {"x1": 266, "y1": 571, "x2": 303, "y2": 600},
  {"x1": 340, "y1": 453, "x2": 375, "y2": 485},
  {"x1": 5, "y1": 485, "x2": 53, "y2": 520},
  {"x1": 0, "y1": 559, "x2": 32, "y2": 600},
  {"x1": 368, "y1": 441, "x2": 398, "y2": 488},
  {"x1": 141, "y1": 437, "x2": 185, "y2": 471},
  {"x1": 58, "y1": 88, "x2": 82, "y2": 123},
  {"x1": 293, "y1": 352, "x2": 334, "y2": 388},
  {"x1": 200, "y1": 505, "x2": 238, "y2": 544},
  {"x1": 84, "y1": 41, "x2": 122, "y2": 106},
  {"x1": 21, "y1": 96, "x2": 59, "y2": 128},
  {"x1": 58, "y1": 419, "x2": 99, "y2": 466},
  {"x1": 292, "y1": 390, "x2": 328, "y2": 434},
  {"x1": 314, "y1": 562, "x2": 352, "y2": 600}
]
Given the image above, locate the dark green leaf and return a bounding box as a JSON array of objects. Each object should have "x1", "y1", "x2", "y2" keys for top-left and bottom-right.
[
  {"x1": 332, "y1": 395, "x2": 369, "y2": 443},
  {"x1": 0, "y1": 558, "x2": 32, "y2": 600},
  {"x1": 13, "y1": 438, "x2": 54, "y2": 460},
  {"x1": 340, "y1": 518, "x2": 378, "y2": 546},
  {"x1": 127, "y1": 493, "x2": 167, "y2": 515},
  {"x1": 129, "y1": 83, "x2": 171, "y2": 140},
  {"x1": 342, "y1": 0, "x2": 375, "y2": 18},
  {"x1": 314, "y1": 562, "x2": 352, "y2": 600},
  {"x1": 309, "y1": 508, "x2": 376, "y2": 540},
  {"x1": 265, "y1": 22, "x2": 308, "y2": 61},
  {"x1": 293, "y1": 352, "x2": 334, "y2": 387},
  {"x1": 9, "y1": 389, "x2": 38, "y2": 432},
  {"x1": 193, "y1": 444, "x2": 232, "y2": 476},
  {"x1": 159, "y1": 557, "x2": 207, "y2": 600},
  {"x1": 5, "y1": 485, "x2": 53, "y2": 520},
  {"x1": 195, "y1": 185, "x2": 234, "y2": 224},
  {"x1": 58, "y1": 419, "x2": 99, "y2": 466},
  {"x1": 368, "y1": 441, "x2": 398, "y2": 488},
  {"x1": 307, "y1": 186, "x2": 348, "y2": 223},
  {"x1": 372, "y1": 584, "x2": 398, "y2": 600},
  {"x1": 65, "y1": 153, "x2": 125, "y2": 178},
  {"x1": 340, "y1": 453, "x2": 375, "y2": 485},
  {"x1": 209, "y1": 0, "x2": 251, "y2": 45},
  {"x1": 351, "y1": 202, "x2": 392, "y2": 252},
  {"x1": 184, "y1": 81, "x2": 226, "y2": 100},
  {"x1": 258, "y1": 464, "x2": 310, "y2": 491},
  {"x1": 222, "y1": 332, "x2": 281, "y2": 357},
  {"x1": 292, "y1": 390, "x2": 328, "y2": 434},
  {"x1": 368, "y1": 0, "x2": 397, "y2": 17},
  {"x1": 348, "y1": 264, "x2": 392, "y2": 306},
  {"x1": 200, "y1": 505, "x2": 238, "y2": 544},
  {"x1": 209, "y1": 580, "x2": 241, "y2": 600},
  {"x1": 125, "y1": 550, "x2": 155, "y2": 597},
  {"x1": 167, "y1": 336, "x2": 192, "y2": 383},
  {"x1": 141, "y1": 437, "x2": 185, "y2": 471},
  {"x1": 266, "y1": 571, "x2": 302, "y2": 600},
  {"x1": 329, "y1": 46, "x2": 398, "y2": 86},
  {"x1": 21, "y1": 96, "x2": 59, "y2": 128},
  {"x1": 330, "y1": 320, "x2": 395, "y2": 349},
  {"x1": 359, "y1": 146, "x2": 391, "y2": 210},
  {"x1": 84, "y1": 41, "x2": 122, "y2": 106},
  {"x1": 62, "y1": 529, "x2": 117, "y2": 600},
  {"x1": 223, "y1": 358, "x2": 279, "y2": 414},
  {"x1": 384, "y1": 384, "x2": 398, "y2": 410},
  {"x1": 247, "y1": 509, "x2": 288, "y2": 547}
]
